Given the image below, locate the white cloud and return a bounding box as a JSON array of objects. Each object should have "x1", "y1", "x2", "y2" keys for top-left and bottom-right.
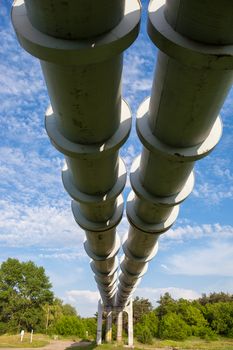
[
  {"x1": 166, "y1": 241, "x2": 233, "y2": 277},
  {"x1": 163, "y1": 223, "x2": 233, "y2": 242},
  {"x1": 0, "y1": 199, "x2": 84, "y2": 249},
  {"x1": 65, "y1": 290, "x2": 100, "y2": 317}
]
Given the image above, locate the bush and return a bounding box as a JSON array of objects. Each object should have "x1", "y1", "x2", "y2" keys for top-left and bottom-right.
[
  {"x1": 159, "y1": 313, "x2": 191, "y2": 340},
  {"x1": 0, "y1": 322, "x2": 7, "y2": 335},
  {"x1": 82, "y1": 318, "x2": 97, "y2": 338},
  {"x1": 55, "y1": 316, "x2": 85, "y2": 337},
  {"x1": 135, "y1": 324, "x2": 153, "y2": 344}
]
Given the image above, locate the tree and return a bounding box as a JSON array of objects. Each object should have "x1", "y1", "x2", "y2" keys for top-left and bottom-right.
[
  {"x1": 133, "y1": 297, "x2": 153, "y2": 324},
  {"x1": 159, "y1": 313, "x2": 191, "y2": 340},
  {"x1": 0, "y1": 258, "x2": 53, "y2": 333},
  {"x1": 199, "y1": 292, "x2": 233, "y2": 305},
  {"x1": 156, "y1": 293, "x2": 177, "y2": 318},
  {"x1": 205, "y1": 302, "x2": 233, "y2": 336},
  {"x1": 62, "y1": 303, "x2": 77, "y2": 317},
  {"x1": 135, "y1": 311, "x2": 159, "y2": 343},
  {"x1": 54, "y1": 316, "x2": 85, "y2": 337}
]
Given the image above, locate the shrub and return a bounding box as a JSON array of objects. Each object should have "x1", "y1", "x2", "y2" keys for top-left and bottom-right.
[
  {"x1": 135, "y1": 323, "x2": 153, "y2": 344},
  {"x1": 55, "y1": 316, "x2": 85, "y2": 337},
  {"x1": 159, "y1": 313, "x2": 191, "y2": 340}
]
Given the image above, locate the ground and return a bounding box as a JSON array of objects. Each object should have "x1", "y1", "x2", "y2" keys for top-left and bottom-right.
[{"x1": 1, "y1": 335, "x2": 233, "y2": 350}]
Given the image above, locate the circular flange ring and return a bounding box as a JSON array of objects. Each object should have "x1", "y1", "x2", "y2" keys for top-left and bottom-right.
[
  {"x1": 130, "y1": 155, "x2": 195, "y2": 207},
  {"x1": 62, "y1": 157, "x2": 126, "y2": 204},
  {"x1": 45, "y1": 99, "x2": 131, "y2": 159},
  {"x1": 148, "y1": 0, "x2": 233, "y2": 70},
  {"x1": 72, "y1": 195, "x2": 124, "y2": 232},
  {"x1": 12, "y1": 0, "x2": 141, "y2": 65},
  {"x1": 127, "y1": 191, "x2": 179, "y2": 234},
  {"x1": 137, "y1": 97, "x2": 222, "y2": 162}
]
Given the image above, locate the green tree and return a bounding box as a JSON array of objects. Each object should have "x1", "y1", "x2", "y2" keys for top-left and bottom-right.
[
  {"x1": 176, "y1": 299, "x2": 215, "y2": 339},
  {"x1": 0, "y1": 258, "x2": 53, "y2": 333},
  {"x1": 83, "y1": 317, "x2": 97, "y2": 338},
  {"x1": 199, "y1": 292, "x2": 233, "y2": 306},
  {"x1": 205, "y1": 302, "x2": 233, "y2": 336},
  {"x1": 159, "y1": 312, "x2": 191, "y2": 340},
  {"x1": 133, "y1": 297, "x2": 153, "y2": 324},
  {"x1": 135, "y1": 323, "x2": 153, "y2": 344},
  {"x1": 62, "y1": 303, "x2": 77, "y2": 317},
  {"x1": 134, "y1": 311, "x2": 159, "y2": 343},
  {"x1": 156, "y1": 293, "x2": 177, "y2": 318},
  {"x1": 55, "y1": 316, "x2": 85, "y2": 337}
]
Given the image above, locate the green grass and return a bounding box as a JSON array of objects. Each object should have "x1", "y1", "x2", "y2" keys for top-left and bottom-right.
[
  {"x1": 137, "y1": 337, "x2": 233, "y2": 350},
  {"x1": 0, "y1": 333, "x2": 50, "y2": 348},
  {"x1": 67, "y1": 338, "x2": 233, "y2": 350},
  {"x1": 66, "y1": 344, "x2": 141, "y2": 350}
]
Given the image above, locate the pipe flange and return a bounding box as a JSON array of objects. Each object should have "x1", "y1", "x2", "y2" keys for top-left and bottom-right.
[
  {"x1": 131, "y1": 155, "x2": 194, "y2": 207},
  {"x1": 72, "y1": 195, "x2": 124, "y2": 232},
  {"x1": 127, "y1": 191, "x2": 179, "y2": 234},
  {"x1": 137, "y1": 97, "x2": 222, "y2": 162},
  {"x1": 62, "y1": 157, "x2": 126, "y2": 204},
  {"x1": 98, "y1": 285, "x2": 117, "y2": 298},
  {"x1": 84, "y1": 235, "x2": 120, "y2": 261},
  {"x1": 120, "y1": 259, "x2": 148, "y2": 279},
  {"x1": 97, "y1": 280, "x2": 117, "y2": 293},
  {"x1": 12, "y1": 0, "x2": 141, "y2": 65},
  {"x1": 45, "y1": 99, "x2": 131, "y2": 158},
  {"x1": 123, "y1": 237, "x2": 158, "y2": 262},
  {"x1": 118, "y1": 285, "x2": 136, "y2": 297},
  {"x1": 95, "y1": 274, "x2": 117, "y2": 287},
  {"x1": 119, "y1": 274, "x2": 141, "y2": 289},
  {"x1": 148, "y1": 0, "x2": 233, "y2": 70},
  {"x1": 90, "y1": 257, "x2": 119, "y2": 277}
]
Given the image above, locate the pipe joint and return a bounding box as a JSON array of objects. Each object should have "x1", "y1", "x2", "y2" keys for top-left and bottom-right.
[{"x1": 148, "y1": 0, "x2": 233, "y2": 70}]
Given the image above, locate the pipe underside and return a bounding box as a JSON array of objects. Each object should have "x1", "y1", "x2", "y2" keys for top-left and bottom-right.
[
  {"x1": 12, "y1": 0, "x2": 233, "y2": 315},
  {"x1": 116, "y1": 0, "x2": 233, "y2": 306},
  {"x1": 12, "y1": 0, "x2": 140, "y2": 307}
]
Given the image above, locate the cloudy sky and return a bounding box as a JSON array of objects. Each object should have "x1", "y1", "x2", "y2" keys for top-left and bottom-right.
[{"x1": 1, "y1": 0, "x2": 233, "y2": 317}]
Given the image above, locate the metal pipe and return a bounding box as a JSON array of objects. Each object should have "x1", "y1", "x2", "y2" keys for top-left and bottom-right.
[
  {"x1": 12, "y1": 0, "x2": 141, "y2": 306},
  {"x1": 117, "y1": 0, "x2": 232, "y2": 306}
]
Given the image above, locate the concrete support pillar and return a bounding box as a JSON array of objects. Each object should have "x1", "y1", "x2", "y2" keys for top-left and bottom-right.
[
  {"x1": 116, "y1": 311, "x2": 123, "y2": 343},
  {"x1": 126, "y1": 299, "x2": 133, "y2": 347},
  {"x1": 105, "y1": 310, "x2": 112, "y2": 343},
  {"x1": 116, "y1": 0, "x2": 232, "y2": 307},
  {"x1": 12, "y1": 0, "x2": 141, "y2": 307},
  {"x1": 96, "y1": 300, "x2": 103, "y2": 345}
]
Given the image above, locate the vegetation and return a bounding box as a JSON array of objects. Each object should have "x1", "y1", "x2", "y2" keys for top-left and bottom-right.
[
  {"x1": 1, "y1": 258, "x2": 233, "y2": 347},
  {"x1": 134, "y1": 293, "x2": 233, "y2": 343},
  {"x1": 0, "y1": 333, "x2": 50, "y2": 348},
  {"x1": 0, "y1": 258, "x2": 96, "y2": 338},
  {"x1": 67, "y1": 339, "x2": 233, "y2": 350}
]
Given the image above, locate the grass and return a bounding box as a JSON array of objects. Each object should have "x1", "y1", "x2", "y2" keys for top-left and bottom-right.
[
  {"x1": 1, "y1": 335, "x2": 233, "y2": 350},
  {"x1": 150, "y1": 337, "x2": 233, "y2": 349},
  {"x1": 67, "y1": 338, "x2": 233, "y2": 350},
  {"x1": 0, "y1": 333, "x2": 50, "y2": 348}
]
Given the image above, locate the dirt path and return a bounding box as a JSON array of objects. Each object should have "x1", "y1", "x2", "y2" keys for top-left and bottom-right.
[{"x1": 0, "y1": 340, "x2": 91, "y2": 350}]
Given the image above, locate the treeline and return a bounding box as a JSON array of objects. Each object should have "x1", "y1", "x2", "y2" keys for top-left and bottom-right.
[
  {"x1": 1, "y1": 258, "x2": 233, "y2": 342},
  {"x1": 134, "y1": 293, "x2": 233, "y2": 343},
  {"x1": 0, "y1": 258, "x2": 96, "y2": 337}
]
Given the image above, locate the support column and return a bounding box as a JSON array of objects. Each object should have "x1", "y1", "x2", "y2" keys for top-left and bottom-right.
[
  {"x1": 116, "y1": 311, "x2": 123, "y2": 343},
  {"x1": 105, "y1": 309, "x2": 112, "y2": 343},
  {"x1": 96, "y1": 300, "x2": 103, "y2": 345},
  {"x1": 126, "y1": 299, "x2": 133, "y2": 347}
]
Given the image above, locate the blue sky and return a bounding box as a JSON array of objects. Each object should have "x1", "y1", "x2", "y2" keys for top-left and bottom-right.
[{"x1": 0, "y1": 0, "x2": 233, "y2": 317}]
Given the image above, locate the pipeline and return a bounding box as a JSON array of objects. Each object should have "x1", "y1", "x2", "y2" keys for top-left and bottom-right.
[
  {"x1": 12, "y1": 0, "x2": 141, "y2": 306},
  {"x1": 116, "y1": 0, "x2": 233, "y2": 306}
]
